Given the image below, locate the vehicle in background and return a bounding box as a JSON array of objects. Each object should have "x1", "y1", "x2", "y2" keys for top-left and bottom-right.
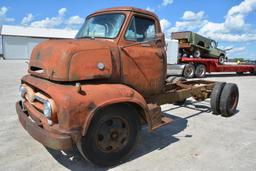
[
  {"x1": 166, "y1": 40, "x2": 256, "y2": 78},
  {"x1": 171, "y1": 31, "x2": 227, "y2": 64}
]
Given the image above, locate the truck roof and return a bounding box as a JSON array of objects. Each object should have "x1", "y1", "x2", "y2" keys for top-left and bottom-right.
[
  {"x1": 90, "y1": 6, "x2": 159, "y2": 19},
  {"x1": 172, "y1": 31, "x2": 214, "y2": 42}
]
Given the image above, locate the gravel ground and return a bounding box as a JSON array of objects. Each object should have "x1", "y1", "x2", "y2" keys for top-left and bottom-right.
[{"x1": 0, "y1": 60, "x2": 255, "y2": 171}]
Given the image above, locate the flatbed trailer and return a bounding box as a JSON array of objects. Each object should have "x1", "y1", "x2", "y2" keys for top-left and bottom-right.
[{"x1": 177, "y1": 57, "x2": 256, "y2": 78}]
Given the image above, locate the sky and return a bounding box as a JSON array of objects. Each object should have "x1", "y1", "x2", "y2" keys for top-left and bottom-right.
[{"x1": 0, "y1": 0, "x2": 255, "y2": 59}]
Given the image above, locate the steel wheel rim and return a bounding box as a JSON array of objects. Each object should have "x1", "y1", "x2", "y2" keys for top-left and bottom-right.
[
  {"x1": 185, "y1": 66, "x2": 194, "y2": 77},
  {"x1": 198, "y1": 67, "x2": 205, "y2": 76},
  {"x1": 194, "y1": 50, "x2": 200, "y2": 58},
  {"x1": 95, "y1": 116, "x2": 130, "y2": 153},
  {"x1": 219, "y1": 56, "x2": 224, "y2": 64}
]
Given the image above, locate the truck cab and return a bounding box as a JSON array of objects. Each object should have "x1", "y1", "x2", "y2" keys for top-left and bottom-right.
[
  {"x1": 16, "y1": 7, "x2": 239, "y2": 167},
  {"x1": 28, "y1": 7, "x2": 166, "y2": 97}
]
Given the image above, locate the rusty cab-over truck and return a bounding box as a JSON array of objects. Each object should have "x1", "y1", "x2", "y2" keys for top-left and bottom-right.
[{"x1": 16, "y1": 7, "x2": 239, "y2": 166}]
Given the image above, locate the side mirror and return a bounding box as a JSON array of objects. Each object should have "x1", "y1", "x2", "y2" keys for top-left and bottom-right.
[{"x1": 155, "y1": 33, "x2": 165, "y2": 40}]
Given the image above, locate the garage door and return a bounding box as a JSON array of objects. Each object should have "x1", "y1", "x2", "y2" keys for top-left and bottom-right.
[{"x1": 2, "y1": 36, "x2": 46, "y2": 60}]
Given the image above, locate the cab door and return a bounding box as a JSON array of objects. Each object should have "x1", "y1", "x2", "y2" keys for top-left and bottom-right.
[{"x1": 119, "y1": 14, "x2": 166, "y2": 97}]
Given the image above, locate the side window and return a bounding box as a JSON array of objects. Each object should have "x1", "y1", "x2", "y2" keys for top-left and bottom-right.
[
  {"x1": 125, "y1": 16, "x2": 156, "y2": 42},
  {"x1": 211, "y1": 41, "x2": 217, "y2": 48}
]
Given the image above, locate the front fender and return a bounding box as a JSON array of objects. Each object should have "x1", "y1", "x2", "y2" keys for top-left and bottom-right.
[
  {"x1": 21, "y1": 75, "x2": 149, "y2": 136},
  {"x1": 79, "y1": 84, "x2": 149, "y2": 136}
]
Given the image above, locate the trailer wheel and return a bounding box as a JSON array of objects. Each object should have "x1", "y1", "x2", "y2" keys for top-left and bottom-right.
[
  {"x1": 79, "y1": 105, "x2": 141, "y2": 167},
  {"x1": 210, "y1": 82, "x2": 226, "y2": 115},
  {"x1": 219, "y1": 83, "x2": 239, "y2": 117},
  {"x1": 183, "y1": 64, "x2": 195, "y2": 78},
  {"x1": 193, "y1": 49, "x2": 201, "y2": 58},
  {"x1": 195, "y1": 64, "x2": 206, "y2": 78}
]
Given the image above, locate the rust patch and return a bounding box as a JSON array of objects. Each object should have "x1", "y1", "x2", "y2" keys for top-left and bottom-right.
[{"x1": 87, "y1": 102, "x2": 97, "y2": 111}]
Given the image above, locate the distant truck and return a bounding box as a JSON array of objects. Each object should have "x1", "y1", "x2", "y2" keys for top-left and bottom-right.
[
  {"x1": 166, "y1": 40, "x2": 256, "y2": 78},
  {"x1": 172, "y1": 31, "x2": 227, "y2": 64}
]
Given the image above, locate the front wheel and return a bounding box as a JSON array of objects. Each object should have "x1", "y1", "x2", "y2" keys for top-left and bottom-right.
[
  {"x1": 193, "y1": 49, "x2": 201, "y2": 58},
  {"x1": 79, "y1": 105, "x2": 141, "y2": 167}
]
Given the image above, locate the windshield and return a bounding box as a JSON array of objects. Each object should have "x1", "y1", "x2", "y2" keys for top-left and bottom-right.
[{"x1": 76, "y1": 13, "x2": 125, "y2": 39}]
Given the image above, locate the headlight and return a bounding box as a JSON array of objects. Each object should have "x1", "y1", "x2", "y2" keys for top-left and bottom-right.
[
  {"x1": 43, "y1": 100, "x2": 52, "y2": 118},
  {"x1": 19, "y1": 85, "x2": 27, "y2": 98}
]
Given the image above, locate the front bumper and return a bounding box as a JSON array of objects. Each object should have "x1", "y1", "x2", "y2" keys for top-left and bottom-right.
[{"x1": 16, "y1": 101, "x2": 73, "y2": 150}]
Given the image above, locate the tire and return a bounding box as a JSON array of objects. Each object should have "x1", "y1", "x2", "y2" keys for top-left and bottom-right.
[
  {"x1": 210, "y1": 82, "x2": 226, "y2": 115},
  {"x1": 193, "y1": 49, "x2": 201, "y2": 58},
  {"x1": 195, "y1": 64, "x2": 206, "y2": 78},
  {"x1": 79, "y1": 105, "x2": 141, "y2": 167},
  {"x1": 183, "y1": 64, "x2": 195, "y2": 78},
  {"x1": 219, "y1": 55, "x2": 225, "y2": 64},
  {"x1": 219, "y1": 83, "x2": 239, "y2": 117}
]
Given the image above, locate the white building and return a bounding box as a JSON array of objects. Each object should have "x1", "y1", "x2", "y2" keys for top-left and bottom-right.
[{"x1": 0, "y1": 25, "x2": 78, "y2": 60}]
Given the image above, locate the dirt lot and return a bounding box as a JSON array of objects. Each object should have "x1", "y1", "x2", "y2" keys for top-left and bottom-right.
[{"x1": 0, "y1": 60, "x2": 256, "y2": 171}]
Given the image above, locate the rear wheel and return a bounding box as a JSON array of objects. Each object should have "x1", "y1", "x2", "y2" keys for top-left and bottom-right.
[
  {"x1": 183, "y1": 64, "x2": 195, "y2": 78},
  {"x1": 219, "y1": 83, "x2": 239, "y2": 117},
  {"x1": 219, "y1": 55, "x2": 225, "y2": 64},
  {"x1": 195, "y1": 64, "x2": 206, "y2": 78},
  {"x1": 210, "y1": 82, "x2": 226, "y2": 115},
  {"x1": 79, "y1": 105, "x2": 141, "y2": 167}
]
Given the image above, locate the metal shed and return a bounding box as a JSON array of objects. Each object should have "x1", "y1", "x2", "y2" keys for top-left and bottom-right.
[{"x1": 0, "y1": 25, "x2": 77, "y2": 60}]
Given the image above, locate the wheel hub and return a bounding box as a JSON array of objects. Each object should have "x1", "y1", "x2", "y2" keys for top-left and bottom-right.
[{"x1": 96, "y1": 117, "x2": 129, "y2": 153}]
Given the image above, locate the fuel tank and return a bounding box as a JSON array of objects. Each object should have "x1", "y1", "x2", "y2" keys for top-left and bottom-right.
[{"x1": 28, "y1": 39, "x2": 119, "y2": 82}]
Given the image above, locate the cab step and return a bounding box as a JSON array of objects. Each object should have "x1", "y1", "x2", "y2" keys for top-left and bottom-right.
[{"x1": 147, "y1": 103, "x2": 172, "y2": 131}]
